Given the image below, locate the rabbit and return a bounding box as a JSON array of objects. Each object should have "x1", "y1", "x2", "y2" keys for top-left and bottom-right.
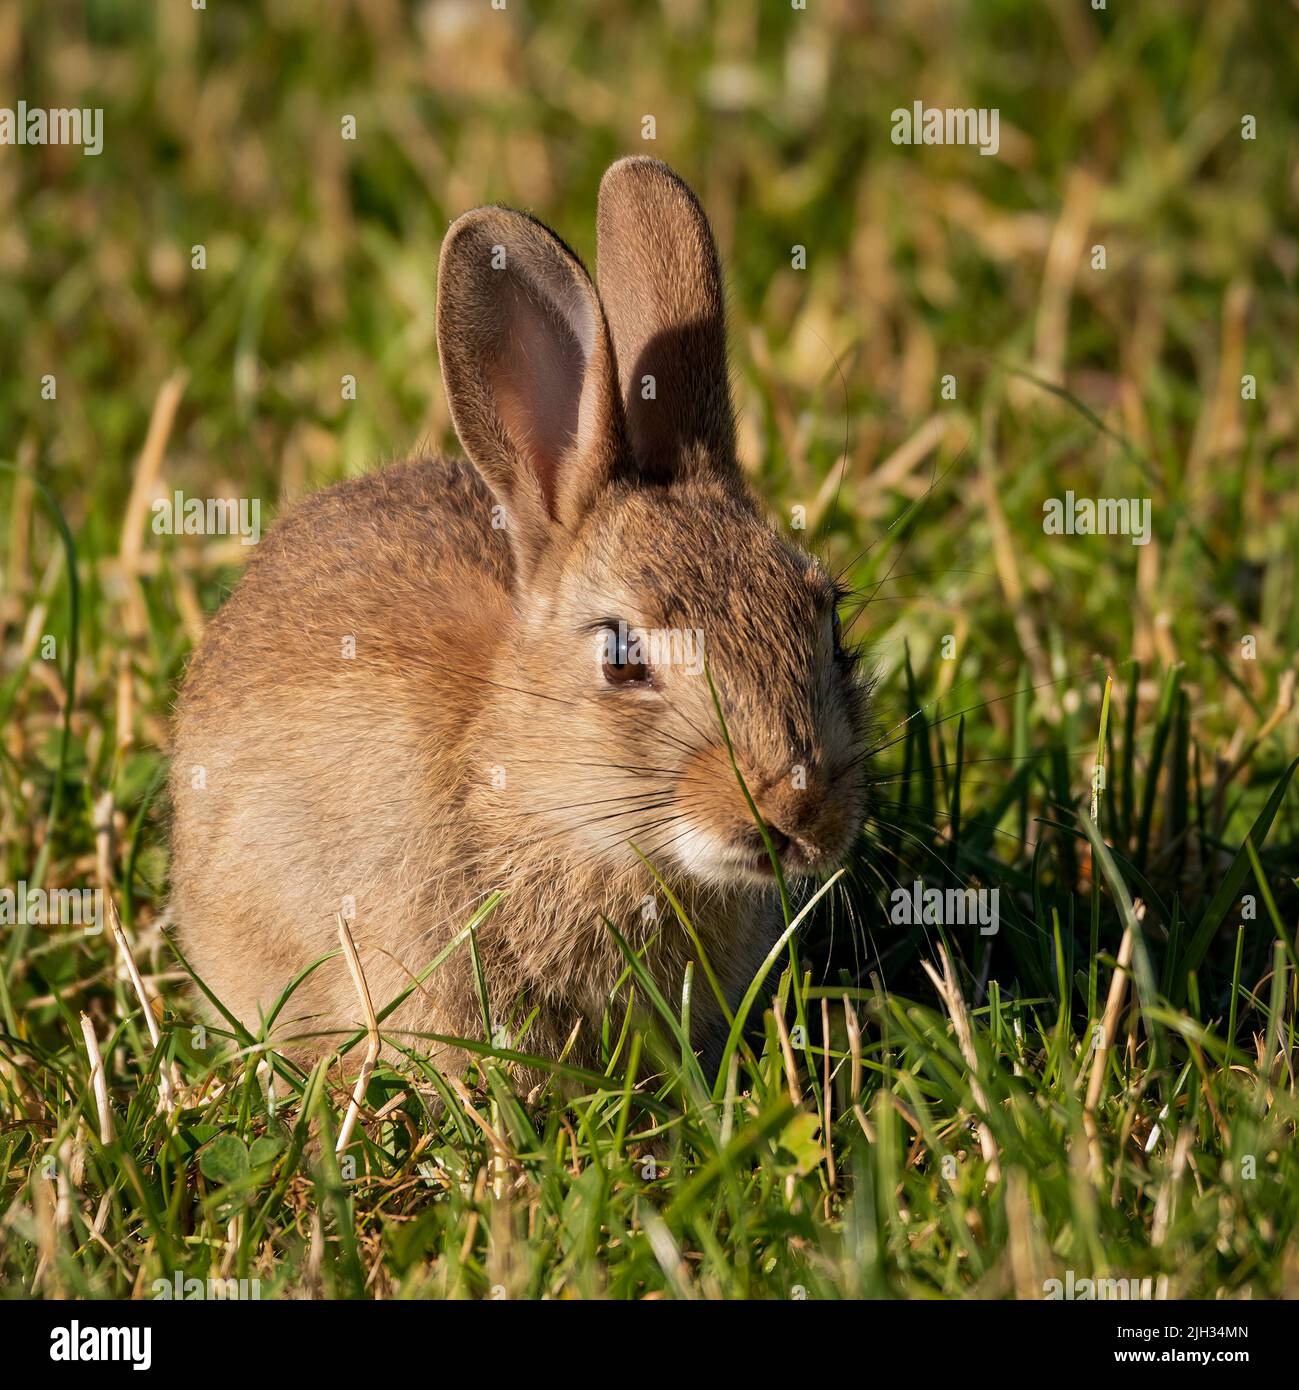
[{"x1": 168, "y1": 157, "x2": 871, "y2": 1083}]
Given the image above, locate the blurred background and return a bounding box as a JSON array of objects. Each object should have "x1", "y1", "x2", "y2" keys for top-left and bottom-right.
[{"x1": 1, "y1": 0, "x2": 1296, "y2": 976}]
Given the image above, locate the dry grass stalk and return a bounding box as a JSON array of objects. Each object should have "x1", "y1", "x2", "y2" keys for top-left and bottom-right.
[
  {"x1": 975, "y1": 398, "x2": 1053, "y2": 715},
  {"x1": 447, "y1": 1075, "x2": 511, "y2": 1163},
  {"x1": 1187, "y1": 280, "x2": 1250, "y2": 488},
  {"x1": 772, "y1": 998, "x2": 802, "y2": 1108},
  {"x1": 821, "y1": 997, "x2": 836, "y2": 1191},
  {"x1": 860, "y1": 412, "x2": 959, "y2": 503},
  {"x1": 93, "y1": 791, "x2": 115, "y2": 889},
  {"x1": 107, "y1": 894, "x2": 175, "y2": 1114},
  {"x1": 848, "y1": 986, "x2": 877, "y2": 1142},
  {"x1": 1004, "y1": 1165, "x2": 1043, "y2": 1298},
  {"x1": 921, "y1": 945, "x2": 1000, "y2": 1182},
  {"x1": 843, "y1": 995, "x2": 862, "y2": 1099},
  {"x1": 54, "y1": 1137, "x2": 74, "y2": 1230},
  {"x1": 1221, "y1": 668, "x2": 1295, "y2": 791},
  {"x1": 79, "y1": 1012, "x2": 114, "y2": 1144},
  {"x1": 118, "y1": 369, "x2": 188, "y2": 640},
  {"x1": 1029, "y1": 167, "x2": 1098, "y2": 390},
  {"x1": 115, "y1": 652, "x2": 135, "y2": 755},
  {"x1": 1084, "y1": 920, "x2": 1136, "y2": 1181},
  {"x1": 335, "y1": 912, "x2": 380, "y2": 1155},
  {"x1": 30, "y1": 1161, "x2": 59, "y2": 1296}
]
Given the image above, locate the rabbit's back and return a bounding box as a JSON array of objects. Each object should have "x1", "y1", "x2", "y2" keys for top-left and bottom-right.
[
  {"x1": 180, "y1": 455, "x2": 511, "y2": 711},
  {"x1": 169, "y1": 456, "x2": 509, "y2": 1048}
]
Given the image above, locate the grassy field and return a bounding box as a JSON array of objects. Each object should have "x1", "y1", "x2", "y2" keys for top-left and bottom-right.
[{"x1": 2, "y1": 0, "x2": 1298, "y2": 1300}]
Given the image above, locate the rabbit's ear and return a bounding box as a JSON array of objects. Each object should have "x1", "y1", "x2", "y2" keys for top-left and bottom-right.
[
  {"x1": 596, "y1": 157, "x2": 738, "y2": 484},
  {"x1": 437, "y1": 207, "x2": 624, "y2": 573}
]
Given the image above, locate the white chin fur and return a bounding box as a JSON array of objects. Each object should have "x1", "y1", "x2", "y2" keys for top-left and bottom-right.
[{"x1": 666, "y1": 823, "x2": 777, "y2": 888}]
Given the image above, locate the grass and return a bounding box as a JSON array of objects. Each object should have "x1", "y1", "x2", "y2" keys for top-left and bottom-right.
[{"x1": 2, "y1": 0, "x2": 1298, "y2": 1300}]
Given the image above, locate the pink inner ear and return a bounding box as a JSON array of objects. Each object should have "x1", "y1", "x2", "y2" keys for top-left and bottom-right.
[{"x1": 491, "y1": 275, "x2": 592, "y2": 516}]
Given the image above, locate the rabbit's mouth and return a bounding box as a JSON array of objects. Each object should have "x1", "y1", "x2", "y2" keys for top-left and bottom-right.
[
  {"x1": 734, "y1": 828, "x2": 816, "y2": 880},
  {"x1": 672, "y1": 820, "x2": 850, "y2": 887},
  {"x1": 735, "y1": 840, "x2": 835, "y2": 883}
]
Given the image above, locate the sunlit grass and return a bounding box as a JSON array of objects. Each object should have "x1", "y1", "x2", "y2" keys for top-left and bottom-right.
[{"x1": 2, "y1": 0, "x2": 1297, "y2": 1299}]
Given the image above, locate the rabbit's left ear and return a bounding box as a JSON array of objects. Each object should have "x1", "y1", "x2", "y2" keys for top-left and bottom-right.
[{"x1": 596, "y1": 158, "x2": 739, "y2": 484}]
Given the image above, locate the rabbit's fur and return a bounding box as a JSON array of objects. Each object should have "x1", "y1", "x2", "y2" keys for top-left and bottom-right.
[{"x1": 169, "y1": 158, "x2": 869, "y2": 1077}]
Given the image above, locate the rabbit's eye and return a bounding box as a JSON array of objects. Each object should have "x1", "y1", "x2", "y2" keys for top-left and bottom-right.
[
  {"x1": 601, "y1": 624, "x2": 649, "y2": 686},
  {"x1": 831, "y1": 607, "x2": 843, "y2": 653}
]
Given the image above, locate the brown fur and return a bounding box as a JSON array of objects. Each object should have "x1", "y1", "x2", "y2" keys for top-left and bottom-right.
[{"x1": 169, "y1": 158, "x2": 869, "y2": 1078}]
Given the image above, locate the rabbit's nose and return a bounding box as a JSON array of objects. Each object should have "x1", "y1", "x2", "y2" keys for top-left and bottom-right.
[{"x1": 748, "y1": 778, "x2": 826, "y2": 852}]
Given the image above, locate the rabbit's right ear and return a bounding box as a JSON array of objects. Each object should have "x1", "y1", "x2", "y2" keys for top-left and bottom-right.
[{"x1": 436, "y1": 208, "x2": 624, "y2": 576}]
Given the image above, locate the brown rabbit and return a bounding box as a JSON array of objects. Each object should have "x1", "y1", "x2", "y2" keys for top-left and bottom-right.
[{"x1": 168, "y1": 157, "x2": 870, "y2": 1079}]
